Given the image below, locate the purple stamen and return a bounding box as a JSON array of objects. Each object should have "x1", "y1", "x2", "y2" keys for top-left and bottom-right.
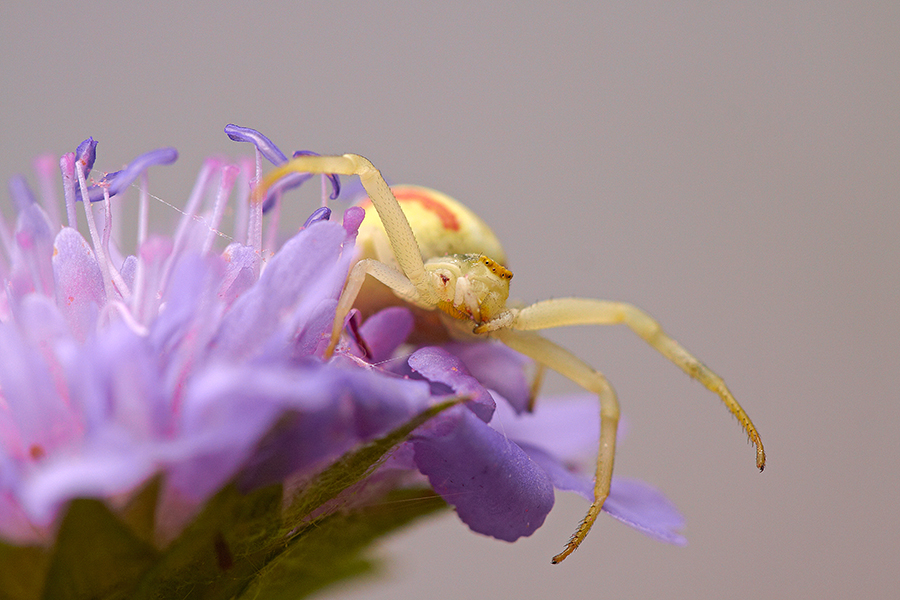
[
  {"x1": 202, "y1": 164, "x2": 240, "y2": 255},
  {"x1": 224, "y1": 124, "x2": 289, "y2": 164},
  {"x1": 302, "y1": 206, "x2": 332, "y2": 228},
  {"x1": 223, "y1": 125, "x2": 340, "y2": 212},
  {"x1": 74, "y1": 138, "x2": 98, "y2": 180},
  {"x1": 232, "y1": 157, "x2": 253, "y2": 245},
  {"x1": 60, "y1": 152, "x2": 77, "y2": 227},
  {"x1": 75, "y1": 148, "x2": 178, "y2": 203},
  {"x1": 292, "y1": 151, "x2": 340, "y2": 200}
]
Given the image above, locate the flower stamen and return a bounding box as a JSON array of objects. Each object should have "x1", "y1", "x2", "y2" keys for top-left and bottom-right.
[
  {"x1": 202, "y1": 164, "x2": 239, "y2": 255},
  {"x1": 75, "y1": 161, "x2": 116, "y2": 304}
]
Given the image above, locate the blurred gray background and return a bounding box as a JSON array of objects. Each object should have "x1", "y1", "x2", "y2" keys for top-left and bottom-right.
[{"x1": 2, "y1": 2, "x2": 897, "y2": 598}]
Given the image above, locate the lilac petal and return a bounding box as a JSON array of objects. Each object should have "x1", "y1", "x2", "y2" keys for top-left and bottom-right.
[
  {"x1": 359, "y1": 307, "x2": 414, "y2": 363},
  {"x1": 412, "y1": 407, "x2": 554, "y2": 541},
  {"x1": 75, "y1": 147, "x2": 178, "y2": 203},
  {"x1": 119, "y1": 255, "x2": 137, "y2": 290},
  {"x1": 224, "y1": 124, "x2": 289, "y2": 164},
  {"x1": 493, "y1": 397, "x2": 681, "y2": 544},
  {"x1": 131, "y1": 236, "x2": 173, "y2": 325},
  {"x1": 0, "y1": 319, "x2": 77, "y2": 458},
  {"x1": 9, "y1": 175, "x2": 39, "y2": 213},
  {"x1": 152, "y1": 255, "x2": 224, "y2": 355},
  {"x1": 408, "y1": 346, "x2": 495, "y2": 422},
  {"x1": 515, "y1": 442, "x2": 594, "y2": 499},
  {"x1": 519, "y1": 443, "x2": 686, "y2": 545},
  {"x1": 603, "y1": 478, "x2": 687, "y2": 545},
  {"x1": 219, "y1": 243, "x2": 260, "y2": 304},
  {"x1": 490, "y1": 394, "x2": 601, "y2": 465},
  {"x1": 9, "y1": 176, "x2": 55, "y2": 296},
  {"x1": 16, "y1": 293, "x2": 73, "y2": 350},
  {"x1": 444, "y1": 342, "x2": 533, "y2": 413},
  {"x1": 213, "y1": 221, "x2": 351, "y2": 360},
  {"x1": 166, "y1": 364, "x2": 303, "y2": 501},
  {"x1": 52, "y1": 227, "x2": 106, "y2": 340},
  {"x1": 74, "y1": 137, "x2": 98, "y2": 179},
  {"x1": 148, "y1": 255, "x2": 226, "y2": 399},
  {"x1": 302, "y1": 206, "x2": 331, "y2": 228},
  {"x1": 291, "y1": 299, "x2": 339, "y2": 357},
  {"x1": 340, "y1": 363, "x2": 432, "y2": 438},
  {"x1": 0, "y1": 466, "x2": 42, "y2": 543},
  {"x1": 173, "y1": 360, "x2": 431, "y2": 499},
  {"x1": 20, "y1": 442, "x2": 159, "y2": 525},
  {"x1": 63, "y1": 323, "x2": 170, "y2": 438},
  {"x1": 33, "y1": 154, "x2": 63, "y2": 231}
]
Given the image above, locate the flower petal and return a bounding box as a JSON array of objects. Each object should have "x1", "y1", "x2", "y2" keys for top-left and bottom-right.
[
  {"x1": 412, "y1": 407, "x2": 554, "y2": 541},
  {"x1": 408, "y1": 346, "x2": 495, "y2": 422},
  {"x1": 444, "y1": 341, "x2": 533, "y2": 413},
  {"x1": 19, "y1": 442, "x2": 158, "y2": 525},
  {"x1": 9, "y1": 176, "x2": 55, "y2": 296},
  {"x1": 52, "y1": 228, "x2": 105, "y2": 340},
  {"x1": 359, "y1": 307, "x2": 414, "y2": 363},
  {"x1": 213, "y1": 221, "x2": 352, "y2": 360},
  {"x1": 493, "y1": 400, "x2": 684, "y2": 544},
  {"x1": 603, "y1": 478, "x2": 687, "y2": 546},
  {"x1": 219, "y1": 243, "x2": 260, "y2": 304},
  {"x1": 0, "y1": 315, "x2": 76, "y2": 459},
  {"x1": 489, "y1": 393, "x2": 602, "y2": 466}
]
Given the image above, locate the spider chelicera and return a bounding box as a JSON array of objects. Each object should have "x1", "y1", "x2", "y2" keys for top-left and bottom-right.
[{"x1": 254, "y1": 153, "x2": 765, "y2": 564}]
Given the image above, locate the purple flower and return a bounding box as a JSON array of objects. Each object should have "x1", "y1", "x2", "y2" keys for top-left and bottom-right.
[{"x1": 0, "y1": 130, "x2": 684, "y2": 559}]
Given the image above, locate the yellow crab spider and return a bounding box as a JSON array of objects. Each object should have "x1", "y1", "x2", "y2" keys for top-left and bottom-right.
[{"x1": 254, "y1": 153, "x2": 765, "y2": 564}]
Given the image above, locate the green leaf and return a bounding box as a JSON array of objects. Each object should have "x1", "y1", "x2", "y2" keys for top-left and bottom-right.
[
  {"x1": 284, "y1": 397, "x2": 462, "y2": 525},
  {"x1": 239, "y1": 488, "x2": 447, "y2": 600},
  {"x1": 0, "y1": 542, "x2": 49, "y2": 600},
  {"x1": 129, "y1": 483, "x2": 283, "y2": 600},
  {"x1": 40, "y1": 499, "x2": 158, "y2": 600},
  {"x1": 118, "y1": 475, "x2": 162, "y2": 545}
]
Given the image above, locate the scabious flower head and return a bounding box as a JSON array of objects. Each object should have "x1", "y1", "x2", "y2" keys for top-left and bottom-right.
[{"x1": 0, "y1": 127, "x2": 684, "y2": 597}]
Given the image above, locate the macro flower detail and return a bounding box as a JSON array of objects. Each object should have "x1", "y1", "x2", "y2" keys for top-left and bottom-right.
[{"x1": 0, "y1": 127, "x2": 685, "y2": 599}]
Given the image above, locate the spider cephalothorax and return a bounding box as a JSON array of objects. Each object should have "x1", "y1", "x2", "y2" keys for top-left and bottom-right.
[{"x1": 425, "y1": 253, "x2": 512, "y2": 324}]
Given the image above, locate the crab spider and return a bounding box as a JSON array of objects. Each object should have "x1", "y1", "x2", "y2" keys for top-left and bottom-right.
[{"x1": 254, "y1": 154, "x2": 765, "y2": 564}]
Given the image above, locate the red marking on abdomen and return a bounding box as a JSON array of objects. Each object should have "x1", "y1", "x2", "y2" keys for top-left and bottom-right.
[{"x1": 360, "y1": 187, "x2": 460, "y2": 231}]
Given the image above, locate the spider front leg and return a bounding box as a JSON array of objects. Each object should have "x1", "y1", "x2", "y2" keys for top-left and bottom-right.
[
  {"x1": 325, "y1": 258, "x2": 425, "y2": 357},
  {"x1": 255, "y1": 154, "x2": 445, "y2": 356},
  {"x1": 256, "y1": 153, "x2": 439, "y2": 305},
  {"x1": 491, "y1": 328, "x2": 620, "y2": 564},
  {"x1": 483, "y1": 298, "x2": 766, "y2": 471}
]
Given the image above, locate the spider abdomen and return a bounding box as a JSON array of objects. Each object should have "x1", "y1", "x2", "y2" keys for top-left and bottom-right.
[{"x1": 356, "y1": 185, "x2": 507, "y2": 267}]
